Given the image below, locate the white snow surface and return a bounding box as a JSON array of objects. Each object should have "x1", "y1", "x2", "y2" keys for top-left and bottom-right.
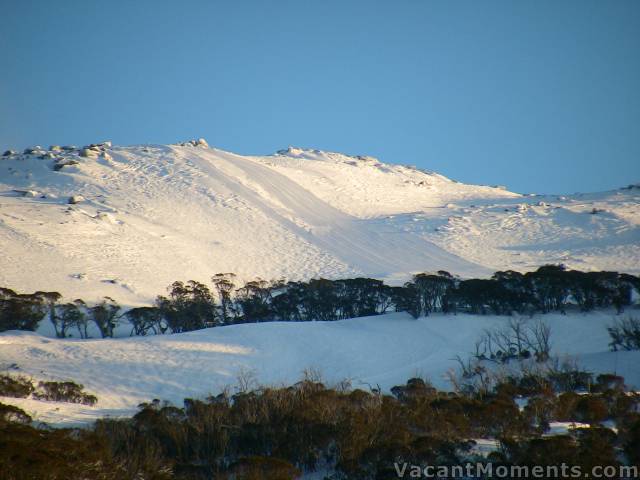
[
  {"x1": 1, "y1": 310, "x2": 639, "y2": 426},
  {"x1": 1, "y1": 142, "x2": 639, "y2": 426},
  {"x1": 1, "y1": 143, "x2": 638, "y2": 304}
]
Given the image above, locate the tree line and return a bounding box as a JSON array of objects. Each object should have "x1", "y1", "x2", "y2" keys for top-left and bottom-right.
[
  {"x1": 1, "y1": 265, "x2": 639, "y2": 337},
  {"x1": 2, "y1": 369, "x2": 639, "y2": 479},
  {"x1": 0, "y1": 288, "x2": 120, "y2": 338}
]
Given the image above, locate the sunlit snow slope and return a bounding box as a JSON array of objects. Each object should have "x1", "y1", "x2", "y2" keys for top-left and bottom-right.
[
  {"x1": 1, "y1": 311, "x2": 638, "y2": 426},
  {"x1": 1, "y1": 142, "x2": 638, "y2": 303}
]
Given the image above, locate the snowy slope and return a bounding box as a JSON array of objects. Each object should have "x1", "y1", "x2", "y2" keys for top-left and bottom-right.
[
  {"x1": 1, "y1": 311, "x2": 638, "y2": 426},
  {"x1": 1, "y1": 142, "x2": 639, "y2": 305}
]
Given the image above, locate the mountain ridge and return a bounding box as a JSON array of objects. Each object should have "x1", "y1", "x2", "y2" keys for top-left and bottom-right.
[{"x1": 1, "y1": 141, "x2": 638, "y2": 304}]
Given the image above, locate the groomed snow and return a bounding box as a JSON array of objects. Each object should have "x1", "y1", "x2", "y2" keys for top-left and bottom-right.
[{"x1": 1, "y1": 311, "x2": 638, "y2": 426}]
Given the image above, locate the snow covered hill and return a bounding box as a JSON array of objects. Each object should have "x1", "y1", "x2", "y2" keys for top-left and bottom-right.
[
  {"x1": 1, "y1": 141, "x2": 639, "y2": 427},
  {"x1": 1, "y1": 141, "x2": 638, "y2": 304},
  {"x1": 2, "y1": 311, "x2": 638, "y2": 426}
]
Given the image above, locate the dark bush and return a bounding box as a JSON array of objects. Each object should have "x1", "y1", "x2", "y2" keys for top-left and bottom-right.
[
  {"x1": 548, "y1": 367, "x2": 593, "y2": 393},
  {"x1": 0, "y1": 288, "x2": 46, "y2": 332},
  {"x1": 0, "y1": 374, "x2": 34, "y2": 398},
  {"x1": 0, "y1": 402, "x2": 32, "y2": 425},
  {"x1": 623, "y1": 415, "x2": 640, "y2": 465},
  {"x1": 573, "y1": 395, "x2": 609, "y2": 423},
  {"x1": 1, "y1": 373, "x2": 636, "y2": 479},
  {"x1": 554, "y1": 392, "x2": 581, "y2": 421},
  {"x1": 592, "y1": 373, "x2": 626, "y2": 393},
  {"x1": 501, "y1": 373, "x2": 553, "y2": 397},
  {"x1": 33, "y1": 380, "x2": 97, "y2": 405},
  {"x1": 390, "y1": 377, "x2": 437, "y2": 402},
  {"x1": 224, "y1": 456, "x2": 301, "y2": 480},
  {"x1": 0, "y1": 423, "x2": 119, "y2": 480}
]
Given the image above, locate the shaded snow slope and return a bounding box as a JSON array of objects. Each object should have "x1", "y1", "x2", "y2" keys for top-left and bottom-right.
[
  {"x1": 1, "y1": 143, "x2": 638, "y2": 303},
  {"x1": 1, "y1": 311, "x2": 638, "y2": 426}
]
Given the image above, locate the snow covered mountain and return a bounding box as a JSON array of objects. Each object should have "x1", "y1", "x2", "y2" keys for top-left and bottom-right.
[
  {"x1": 1, "y1": 141, "x2": 639, "y2": 427},
  {"x1": 1, "y1": 141, "x2": 638, "y2": 304}
]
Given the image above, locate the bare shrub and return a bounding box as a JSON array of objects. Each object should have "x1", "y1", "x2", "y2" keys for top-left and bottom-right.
[
  {"x1": 608, "y1": 316, "x2": 640, "y2": 351},
  {"x1": 474, "y1": 318, "x2": 551, "y2": 363}
]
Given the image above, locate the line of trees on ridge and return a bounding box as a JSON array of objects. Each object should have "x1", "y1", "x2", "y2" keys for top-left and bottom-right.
[{"x1": 1, "y1": 265, "x2": 639, "y2": 337}]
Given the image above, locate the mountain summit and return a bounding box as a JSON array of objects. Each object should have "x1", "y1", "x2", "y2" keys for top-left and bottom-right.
[{"x1": 1, "y1": 141, "x2": 638, "y2": 303}]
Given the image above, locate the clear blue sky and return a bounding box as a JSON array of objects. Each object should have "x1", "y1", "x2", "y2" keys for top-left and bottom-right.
[{"x1": 1, "y1": 0, "x2": 638, "y2": 194}]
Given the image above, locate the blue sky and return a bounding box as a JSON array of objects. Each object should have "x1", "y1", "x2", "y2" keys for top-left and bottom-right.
[{"x1": 1, "y1": 0, "x2": 638, "y2": 194}]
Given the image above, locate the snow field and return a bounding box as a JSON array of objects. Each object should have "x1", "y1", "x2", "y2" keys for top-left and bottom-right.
[{"x1": 1, "y1": 310, "x2": 638, "y2": 426}]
